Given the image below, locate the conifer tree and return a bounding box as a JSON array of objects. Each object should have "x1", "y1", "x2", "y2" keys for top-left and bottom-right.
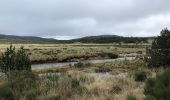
[{"x1": 146, "y1": 28, "x2": 170, "y2": 67}]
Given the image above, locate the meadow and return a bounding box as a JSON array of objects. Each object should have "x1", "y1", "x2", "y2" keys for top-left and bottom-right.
[
  {"x1": 0, "y1": 43, "x2": 148, "y2": 63},
  {"x1": 0, "y1": 42, "x2": 161, "y2": 100}
]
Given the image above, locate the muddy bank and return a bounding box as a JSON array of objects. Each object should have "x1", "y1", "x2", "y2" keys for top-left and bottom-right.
[{"x1": 31, "y1": 53, "x2": 118, "y2": 64}]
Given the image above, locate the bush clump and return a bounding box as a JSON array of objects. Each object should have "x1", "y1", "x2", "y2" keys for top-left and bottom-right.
[
  {"x1": 0, "y1": 45, "x2": 31, "y2": 74},
  {"x1": 134, "y1": 71, "x2": 147, "y2": 82},
  {"x1": 144, "y1": 95, "x2": 156, "y2": 100},
  {"x1": 8, "y1": 70, "x2": 37, "y2": 99},
  {"x1": 144, "y1": 69, "x2": 170, "y2": 100},
  {"x1": 126, "y1": 95, "x2": 137, "y2": 100},
  {"x1": 0, "y1": 82, "x2": 14, "y2": 100},
  {"x1": 23, "y1": 89, "x2": 38, "y2": 100}
]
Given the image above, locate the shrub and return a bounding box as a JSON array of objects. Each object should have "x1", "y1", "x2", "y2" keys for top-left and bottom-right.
[
  {"x1": 144, "y1": 95, "x2": 156, "y2": 100},
  {"x1": 71, "y1": 79, "x2": 80, "y2": 89},
  {"x1": 24, "y1": 89, "x2": 37, "y2": 100},
  {"x1": 134, "y1": 71, "x2": 147, "y2": 82},
  {"x1": 8, "y1": 70, "x2": 37, "y2": 99},
  {"x1": 0, "y1": 45, "x2": 31, "y2": 74},
  {"x1": 144, "y1": 69, "x2": 170, "y2": 100},
  {"x1": 126, "y1": 95, "x2": 137, "y2": 100},
  {"x1": 0, "y1": 82, "x2": 14, "y2": 100},
  {"x1": 15, "y1": 46, "x2": 31, "y2": 71},
  {"x1": 49, "y1": 96, "x2": 61, "y2": 100}
]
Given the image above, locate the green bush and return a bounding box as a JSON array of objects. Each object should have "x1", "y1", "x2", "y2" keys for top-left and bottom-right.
[
  {"x1": 49, "y1": 96, "x2": 61, "y2": 100},
  {"x1": 144, "y1": 95, "x2": 156, "y2": 100},
  {"x1": 126, "y1": 95, "x2": 137, "y2": 100},
  {"x1": 24, "y1": 89, "x2": 37, "y2": 100},
  {"x1": 71, "y1": 79, "x2": 80, "y2": 88},
  {"x1": 0, "y1": 82, "x2": 14, "y2": 100},
  {"x1": 0, "y1": 45, "x2": 31, "y2": 74},
  {"x1": 8, "y1": 70, "x2": 37, "y2": 99},
  {"x1": 144, "y1": 69, "x2": 170, "y2": 100},
  {"x1": 134, "y1": 71, "x2": 147, "y2": 82}
]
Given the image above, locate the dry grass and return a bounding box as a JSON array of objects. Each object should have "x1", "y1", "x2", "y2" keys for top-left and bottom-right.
[
  {"x1": 0, "y1": 43, "x2": 146, "y2": 63},
  {"x1": 36, "y1": 70, "x2": 146, "y2": 100}
]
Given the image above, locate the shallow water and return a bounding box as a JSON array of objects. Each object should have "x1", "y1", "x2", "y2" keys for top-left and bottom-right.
[{"x1": 31, "y1": 57, "x2": 136, "y2": 69}]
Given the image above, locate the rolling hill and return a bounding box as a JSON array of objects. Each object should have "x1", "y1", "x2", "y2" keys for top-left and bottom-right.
[{"x1": 0, "y1": 34, "x2": 153, "y2": 44}]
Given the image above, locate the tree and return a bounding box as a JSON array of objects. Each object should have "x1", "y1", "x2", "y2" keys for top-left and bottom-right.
[
  {"x1": 0, "y1": 45, "x2": 31, "y2": 73},
  {"x1": 146, "y1": 28, "x2": 170, "y2": 67}
]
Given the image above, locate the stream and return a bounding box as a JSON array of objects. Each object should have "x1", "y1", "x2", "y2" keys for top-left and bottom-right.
[{"x1": 32, "y1": 57, "x2": 136, "y2": 69}]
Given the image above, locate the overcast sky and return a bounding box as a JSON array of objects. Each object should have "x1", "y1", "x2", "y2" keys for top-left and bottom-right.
[{"x1": 0, "y1": 0, "x2": 170, "y2": 40}]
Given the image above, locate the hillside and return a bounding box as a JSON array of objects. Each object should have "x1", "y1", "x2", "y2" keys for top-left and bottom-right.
[
  {"x1": 69, "y1": 35, "x2": 153, "y2": 43},
  {"x1": 0, "y1": 34, "x2": 58, "y2": 43},
  {"x1": 0, "y1": 34, "x2": 153, "y2": 44}
]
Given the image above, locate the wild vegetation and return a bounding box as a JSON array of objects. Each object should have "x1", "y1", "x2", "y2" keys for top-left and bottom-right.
[
  {"x1": 0, "y1": 29, "x2": 169, "y2": 100},
  {"x1": 146, "y1": 28, "x2": 170, "y2": 67}
]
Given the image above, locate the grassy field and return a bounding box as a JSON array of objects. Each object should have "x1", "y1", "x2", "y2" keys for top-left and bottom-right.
[
  {"x1": 32, "y1": 59, "x2": 160, "y2": 100},
  {"x1": 0, "y1": 43, "x2": 156, "y2": 100},
  {"x1": 0, "y1": 43, "x2": 148, "y2": 63}
]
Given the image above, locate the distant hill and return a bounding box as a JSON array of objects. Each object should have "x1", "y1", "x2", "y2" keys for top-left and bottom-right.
[
  {"x1": 0, "y1": 34, "x2": 58, "y2": 43},
  {"x1": 68, "y1": 35, "x2": 153, "y2": 43},
  {"x1": 0, "y1": 34, "x2": 154, "y2": 44}
]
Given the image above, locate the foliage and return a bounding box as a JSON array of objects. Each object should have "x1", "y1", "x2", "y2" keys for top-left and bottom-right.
[
  {"x1": 146, "y1": 28, "x2": 170, "y2": 67},
  {"x1": 69, "y1": 35, "x2": 149, "y2": 43},
  {"x1": 23, "y1": 89, "x2": 38, "y2": 100},
  {"x1": 0, "y1": 82, "x2": 14, "y2": 100},
  {"x1": 144, "y1": 95, "x2": 156, "y2": 100},
  {"x1": 126, "y1": 95, "x2": 137, "y2": 100},
  {"x1": 71, "y1": 78, "x2": 80, "y2": 89},
  {"x1": 15, "y1": 46, "x2": 31, "y2": 70},
  {"x1": 0, "y1": 45, "x2": 16, "y2": 73},
  {"x1": 0, "y1": 45, "x2": 31, "y2": 73},
  {"x1": 7, "y1": 70, "x2": 37, "y2": 99},
  {"x1": 134, "y1": 71, "x2": 147, "y2": 82},
  {"x1": 48, "y1": 96, "x2": 61, "y2": 100},
  {"x1": 144, "y1": 68, "x2": 170, "y2": 100}
]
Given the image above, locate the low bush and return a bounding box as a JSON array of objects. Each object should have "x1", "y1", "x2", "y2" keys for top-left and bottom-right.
[
  {"x1": 24, "y1": 88, "x2": 38, "y2": 100},
  {"x1": 126, "y1": 95, "x2": 137, "y2": 100},
  {"x1": 49, "y1": 96, "x2": 61, "y2": 100},
  {"x1": 144, "y1": 69, "x2": 170, "y2": 100},
  {"x1": 7, "y1": 70, "x2": 37, "y2": 99},
  {"x1": 71, "y1": 78, "x2": 80, "y2": 89},
  {"x1": 144, "y1": 95, "x2": 156, "y2": 100},
  {"x1": 134, "y1": 71, "x2": 147, "y2": 82},
  {"x1": 0, "y1": 82, "x2": 14, "y2": 100}
]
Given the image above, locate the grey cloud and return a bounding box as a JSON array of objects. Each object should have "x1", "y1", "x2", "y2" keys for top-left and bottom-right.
[{"x1": 0, "y1": 0, "x2": 170, "y2": 39}]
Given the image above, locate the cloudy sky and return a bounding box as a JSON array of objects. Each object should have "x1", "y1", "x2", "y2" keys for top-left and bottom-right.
[{"x1": 0, "y1": 0, "x2": 170, "y2": 40}]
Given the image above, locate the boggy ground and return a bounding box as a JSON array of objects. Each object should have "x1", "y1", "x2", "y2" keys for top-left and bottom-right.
[
  {"x1": 32, "y1": 59, "x2": 159, "y2": 100},
  {"x1": 0, "y1": 43, "x2": 152, "y2": 100},
  {"x1": 0, "y1": 43, "x2": 147, "y2": 64}
]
